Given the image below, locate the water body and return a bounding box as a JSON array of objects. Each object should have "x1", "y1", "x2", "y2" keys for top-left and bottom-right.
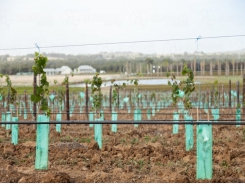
[{"x1": 70, "y1": 79, "x2": 200, "y2": 88}]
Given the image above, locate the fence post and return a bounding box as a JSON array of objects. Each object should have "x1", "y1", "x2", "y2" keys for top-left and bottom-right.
[
  {"x1": 66, "y1": 83, "x2": 70, "y2": 121},
  {"x1": 237, "y1": 81, "x2": 240, "y2": 107},
  {"x1": 229, "y1": 80, "x2": 231, "y2": 108},
  {"x1": 7, "y1": 85, "x2": 10, "y2": 112},
  {"x1": 33, "y1": 74, "x2": 37, "y2": 125},
  {"x1": 138, "y1": 90, "x2": 140, "y2": 107},
  {"x1": 218, "y1": 85, "x2": 221, "y2": 107},
  {"x1": 117, "y1": 87, "x2": 120, "y2": 111},
  {"x1": 2, "y1": 95, "x2": 4, "y2": 108},
  {"x1": 207, "y1": 91, "x2": 209, "y2": 108},
  {"x1": 85, "y1": 83, "x2": 89, "y2": 120},
  {"x1": 24, "y1": 90, "x2": 27, "y2": 106},
  {"x1": 222, "y1": 84, "x2": 224, "y2": 106},
  {"x1": 109, "y1": 85, "x2": 112, "y2": 113},
  {"x1": 243, "y1": 74, "x2": 245, "y2": 111}
]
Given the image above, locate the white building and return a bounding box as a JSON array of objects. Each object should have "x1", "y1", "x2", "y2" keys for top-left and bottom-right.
[
  {"x1": 44, "y1": 68, "x2": 56, "y2": 75},
  {"x1": 44, "y1": 66, "x2": 72, "y2": 75},
  {"x1": 100, "y1": 70, "x2": 106, "y2": 74},
  {"x1": 74, "y1": 65, "x2": 96, "y2": 74},
  {"x1": 56, "y1": 66, "x2": 73, "y2": 75}
]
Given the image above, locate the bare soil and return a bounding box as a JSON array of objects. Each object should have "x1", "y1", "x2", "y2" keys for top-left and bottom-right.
[
  {"x1": 0, "y1": 108, "x2": 245, "y2": 182},
  {"x1": 4, "y1": 74, "x2": 122, "y2": 86}
]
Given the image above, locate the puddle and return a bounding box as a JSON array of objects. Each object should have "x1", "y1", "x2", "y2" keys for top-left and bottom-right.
[{"x1": 70, "y1": 79, "x2": 200, "y2": 88}]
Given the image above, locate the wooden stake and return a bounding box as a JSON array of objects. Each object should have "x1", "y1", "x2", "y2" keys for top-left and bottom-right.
[
  {"x1": 197, "y1": 107, "x2": 199, "y2": 121},
  {"x1": 208, "y1": 108, "x2": 209, "y2": 121}
]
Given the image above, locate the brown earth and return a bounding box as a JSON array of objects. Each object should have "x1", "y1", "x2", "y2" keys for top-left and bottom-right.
[
  {"x1": 2, "y1": 74, "x2": 123, "y2": 86},
  {"x1": 0, "y1": 108, "x2": 245, "y2": 182}
]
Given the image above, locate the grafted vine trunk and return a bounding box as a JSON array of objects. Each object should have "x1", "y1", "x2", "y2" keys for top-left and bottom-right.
[
  {"x1": 109, "y1": 86, "x2": 112, "y2": 113},
  {"x1": 66, "y1": 83, "x2": 70, "y2": 122},
  {"x1": 176, "y1": 63, "x2": 179, "y2": 76},
  {"x1": 180, "y1": 62, "x2": 183, "y2": 73},
  {"x1": 33, "y1": 74, "x2": 37, "y2": 129},
  {"x1": 85, "y1": 83, "x2": 89, "y2": 120},
  {"x1": 194, "y1": 59, "x2": 196, "y2": 76},
  {"x1": 229, "y1": 80, "x2": 231, "y2": 108},
  {"x1": 237, "y1": 81, "x2": 240, "y2": 107},
  {"x1": 243, "y1": 74, "x2": 245, "y2": 112},
  {"x1": 218, "y1": 60, "x2": 221, "y2": 76},
  {"x1": 240, "y1": 63, "x2": 243, "y2": 76}
]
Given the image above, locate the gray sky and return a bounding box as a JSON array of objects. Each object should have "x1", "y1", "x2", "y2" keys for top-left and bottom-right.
[{"x1": 0, "y1": 0, "x2": 245, "y2": 55}]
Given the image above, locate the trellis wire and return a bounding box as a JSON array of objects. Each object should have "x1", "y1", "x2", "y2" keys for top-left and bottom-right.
[{"x1": 1, "y1": 120, "x2": 245, "y2": 125}]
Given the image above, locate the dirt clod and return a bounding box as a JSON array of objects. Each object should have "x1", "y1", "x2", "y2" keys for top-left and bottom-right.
[
  {"x1": 40, "y1": 172, "x2": 71, "y2": 183},
  {"x1": 88, "y1": 140, "x2": 99, "y2": 150}
]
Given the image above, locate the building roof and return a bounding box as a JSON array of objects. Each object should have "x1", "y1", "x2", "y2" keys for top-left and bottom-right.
[
  {"x1": 56, "y1": 66, "x2": 72, "y2": 72},
  {"x1": 77, "y1": 65, "x2": 95, "y2": 70},
  {"x1": 44, "y1": 68, "x2": 55, "y2": 72}
]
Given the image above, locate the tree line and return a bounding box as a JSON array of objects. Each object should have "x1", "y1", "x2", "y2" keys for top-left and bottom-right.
[{"x1": 0, "y1": 52, "x2": 244, "y2": 75}]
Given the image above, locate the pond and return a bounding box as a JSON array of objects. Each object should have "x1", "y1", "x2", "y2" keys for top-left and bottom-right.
[{"x1": 70, "y1": 79, "x2": 201, "y2": 88}]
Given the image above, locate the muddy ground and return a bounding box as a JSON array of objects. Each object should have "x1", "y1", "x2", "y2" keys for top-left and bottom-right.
[{"x1": 0, "y1": 108, "x2": 245, "y2": 182}]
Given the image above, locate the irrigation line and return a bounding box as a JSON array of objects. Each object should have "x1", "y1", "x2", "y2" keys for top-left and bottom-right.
[{"x1": 1, "y1": 120, "x2": 245, "y2": 125}]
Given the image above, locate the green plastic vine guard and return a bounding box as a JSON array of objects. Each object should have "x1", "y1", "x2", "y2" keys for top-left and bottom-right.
[
  {"x1": 79, "y1": 104, "x2": 83, "y2": 113},
  {"x1": 6, "y1": 112, "x2": 11, "y2": 130},
  {"x1": 196, "y1": 123, "x2": 212, "y2": 180},
  {"x1": 62, "y1": 103, "x2": 64, "y2": 111},
  {"x1": 10, "y1": 104, "x2": 15, "y2": 112},
  {"x1": 133, "y1": 109, "x2": 138, "y2": 127},
  {"x1": 211, "y1": 108, "x2": 219, "y2": 121},
  {"x1": 134, "y1": 101, "x2": 138, "y2": 108},
  {"x1": 24, "y1": 108, "x2": 27, "y2": 119},
  {"x1": 157, "y1": 101, "x2": 160, "y2": 112},
  {"x1": 176, "y1": 90, "x2": 185, "y2": 98},
  {"x1": 173, "y1": 112, "x2": 179, "y2": 134},
  {"x1": 100, "y1": 110, "x2": 104, "y2": 120},
  {"x1": 120, "y1": 99, "x2": 124, "y2": 110},
  {"x1": 94, "y1": 118, "x2": 103, "y2": 149},
  {"x1": 35, "y1": 114, "x2": 50, "y2": 170},
  {"x1": 56, "y1": 113, "x2": 62, "y2": 132},
  {"x1": 49, "y1": 94, "x2": 55, "y2": 101},
  {"x1": 147, "y1": 109, "x2": 151, "y2": 120},
  {"x1": 19, "y1": 103, "x2": 22, "y2": 116},
  {"x1": 70, "y1": 106, "x2": 74, "y2": 117},
  {"x1": 1, "y1": 112, "x2": 5, "y2": 127},
  {"x1": 111, "y1": 111, "x2": 118, "y2": 132},
  {"x1": 134, "y1": 109, "x2": 141, "y2": 127},
  {"x1": 236, "y1": 109, "x2": 241, "y2": 127},
  {"x1": 127, "y1": 105, "x2": 131, "y2": 114},
  {"x1": 184, "y1": 114, "x2": 194, "y2": 151},
  {"x1": 112, "y1": 104, "x2": 115, "y2": 112},
  {"x1": 177, "y1": 102, "x2": 184, "y2": 114},
  {"x1": 204, "y1": 103, "x2": 208, "y2": 114},
  {"x1": 89, "y1": 112, "x2": 94, "y2": 127},
  {"x1": 11, "y1": 117, "x2": 18, "y2": 145},
  {"x1": 79, "y1": 92, "x2": 85, "y2": 99},
  {"x1": 142, "y1": 100, "x2": 145, "y2": 109},
  {"x1": 152, "y1": 106, "x2": 155, "y2": 116}
]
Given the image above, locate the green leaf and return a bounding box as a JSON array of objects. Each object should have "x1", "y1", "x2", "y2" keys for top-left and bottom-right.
[{"x1": 31, "y1": 94, "x2": 42, "y2": 103}]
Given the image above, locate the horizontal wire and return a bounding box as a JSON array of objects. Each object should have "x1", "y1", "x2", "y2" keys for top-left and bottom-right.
[
  {"x1": 1, "y1": 120, "x2": 244, "y2": 125},
  {"x1": 0, "y1": 34, "x2": 245, "y2": 51}
]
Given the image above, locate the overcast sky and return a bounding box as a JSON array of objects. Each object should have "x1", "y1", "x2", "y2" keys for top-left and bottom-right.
[{"x1": 0, "y1": 0, "x2": 245, "y2": 56}]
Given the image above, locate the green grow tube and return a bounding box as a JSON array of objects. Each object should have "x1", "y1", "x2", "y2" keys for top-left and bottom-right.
[{"x1": 35, "y1": 114, "x2": 50, "y2": 170}]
